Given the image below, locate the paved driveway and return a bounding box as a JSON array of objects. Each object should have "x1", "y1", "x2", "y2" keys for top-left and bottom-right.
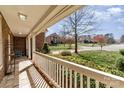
[{"x1": 79, "y1": 44, "x2": 124, "y2": 51}]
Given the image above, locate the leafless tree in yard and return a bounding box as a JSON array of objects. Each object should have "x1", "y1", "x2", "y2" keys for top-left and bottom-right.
[
  {"x1": 63, "y1": 6, "x2": 98, "y2": 53},
  {"x1": 65, "y1": 37, "x2": 75, "y2": 49},
  {"x1": 120, "y1": 35, "x2": 124, "y2": 43},
  {"x1": 93, "y1": 35, "x2": 107, "y2": 50},
  {"x1": 59, "y1": 24, "x2": 71, "y2": 46}
]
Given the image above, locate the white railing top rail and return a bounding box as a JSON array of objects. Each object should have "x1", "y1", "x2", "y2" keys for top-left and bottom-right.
[{"x1": 34, "y1": 51, "x2": 124, "y2": 88}]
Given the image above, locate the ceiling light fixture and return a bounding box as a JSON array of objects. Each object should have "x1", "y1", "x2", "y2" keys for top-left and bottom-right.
[
  {"x1": 18, "y1": 12, "x2": 27, "y2": 21},
  {"x1": 19, "y1": 32, "x2": 22, "y2": 35}
]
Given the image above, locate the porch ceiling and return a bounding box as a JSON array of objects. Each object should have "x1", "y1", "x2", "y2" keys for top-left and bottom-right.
[{"x1": 0, "y1": 5, "x2": 82, "y2": 37}]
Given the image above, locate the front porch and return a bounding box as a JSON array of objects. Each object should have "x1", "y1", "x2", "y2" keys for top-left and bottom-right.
[{"x1": 0, "y1": 5, "x2": 124, "y2": 88}]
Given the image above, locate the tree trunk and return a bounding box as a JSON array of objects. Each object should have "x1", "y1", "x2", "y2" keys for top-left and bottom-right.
[
  {"x1": 64, "y1": 43, "x2": 65, "y2": 47},
  {"x1": 74, "y1": 12, "x2": 78, "y2": 54},
  {"x1": 69, "y1": 44, "x2": 71, "y2": 49},
  {"x1": 101, "y1": 44, "x2": 103, "y2": 51},
  {"x1": 75, "y1": 29, "x2": 78, "y2": 53},
  {"x1": 64, "y1": 38, "x2": 65, "y2": 47}
]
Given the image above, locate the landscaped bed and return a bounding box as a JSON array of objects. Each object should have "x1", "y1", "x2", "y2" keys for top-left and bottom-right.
[{"x1": 51, "y1": 50, "x2": 124, "y2": 77}]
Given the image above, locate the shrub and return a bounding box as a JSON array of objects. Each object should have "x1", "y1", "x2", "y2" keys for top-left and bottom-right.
[
  {"x1": 61, "y1": 51, "x2": 72, "y2": 56},
  {"x1": 41, "y1": 43, "x2": 50, "y2": 54},
  {"x1": 120, "y1": 49, "x2": 124, "y2": 56},
  {"x1": 116, "y1": 58, "x2": 124, "y2": 71}
]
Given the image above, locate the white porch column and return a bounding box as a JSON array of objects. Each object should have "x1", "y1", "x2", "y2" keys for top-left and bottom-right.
[
  {"x1": 0, "y1": 15, "x2": 3, "y2": 67},
  {"x1": 0, "y1": 14, "x2": 4, "y2": 81},
  {"x1": 32, "y1": 35, "x2": 36, "y2": 52},
  {"x1": 28, "y1": 36, "x2": 31, "y2": 59},
  {"x1": 26, "y1": 37, "x2": 29, "y2": 57}
]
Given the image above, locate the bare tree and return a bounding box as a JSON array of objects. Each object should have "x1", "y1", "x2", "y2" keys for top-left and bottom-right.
[
  {"x1": 65, "y1": 37, "x2": 75, "y2": 49},
  {"x1": 120, "y1": 35, "x2": 124, "y2": 43},
  {"x1": 105, "y1": 33, "x2": 115, "y2": 44},
  {"x1": 93, "y1": 35, "x2": 106, "y2": 50},
  {"x1": 60, "y1": 24, "x2": 68, "y2": 46},
  {"x1": 63, "y1": 6, "x2": 97, "y2": 53}
]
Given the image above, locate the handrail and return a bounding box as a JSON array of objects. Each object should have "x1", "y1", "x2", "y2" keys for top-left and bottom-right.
[{"x1": 33, "y1": 51, "x2": 124, "y2": 88}]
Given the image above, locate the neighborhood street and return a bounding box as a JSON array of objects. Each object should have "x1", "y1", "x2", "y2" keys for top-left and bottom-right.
[{"x1": 80, "y1": 44, "x2": 124, "y2": 51}]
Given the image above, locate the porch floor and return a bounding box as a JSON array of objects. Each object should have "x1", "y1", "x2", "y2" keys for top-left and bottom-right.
[{"x1": 0, "y1": 57, "x2": 50, "y2": 88}]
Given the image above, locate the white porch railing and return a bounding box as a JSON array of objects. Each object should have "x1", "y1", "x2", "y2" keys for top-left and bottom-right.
[{"x1": 33, "y1": 51, "x2": 124, "y2": 88}]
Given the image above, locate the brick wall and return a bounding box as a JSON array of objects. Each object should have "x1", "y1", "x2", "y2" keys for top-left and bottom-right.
[
  {"x1": 36, "y1": 32, "x2": 45, "y2": 50},
  {"x1": 14, "y1": 37, "x2": 26, "y2": 56}
]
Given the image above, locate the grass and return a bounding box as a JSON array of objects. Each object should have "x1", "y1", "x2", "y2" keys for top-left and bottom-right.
[
  {"x1": 51, "y1": 50, "x2": 124, "y2": 77},
  {"x1": 49, "y1": 44, "x2": 74, "y2": 51},
  {"x1": 49, "y1": 43, "x2": 99, "y2": 51},
  {"x1": 78, "y1": 43, "x2": 99, "y2": 47}
]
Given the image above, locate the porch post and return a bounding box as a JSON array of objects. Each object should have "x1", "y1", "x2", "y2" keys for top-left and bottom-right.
[
  {"x1": 32, "y1": 35, "x2": 36, "y2": 52},
  {"x1": 0, "y1": 15, "x2": 3, "y2": 66},
  {"x1": 26, "y1": 37, "x2": 29, "y2": 57},
  {"x1": 0, "y1": 14, "x2": 4, "y2": 80},
  {"x1": 28, "y1": 37, "x2": 31, "y2": 59}
]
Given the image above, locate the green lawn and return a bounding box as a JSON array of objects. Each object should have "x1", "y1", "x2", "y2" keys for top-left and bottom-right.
[
  {"x1": 49, "y1": 44, "x2": 74, "y2": 51},
  {"x1": 52, "y1": 51, "x2": 124, "y2": 77},
  {"x1": 49, "y1": 43, "x2": 99, "y2": 50},
  {"x1": 49, "y1": 43, "x2": 99, "y2": 51},
  {"x1": 78, "y1": 43, "x2": 99, "y2": 47}
]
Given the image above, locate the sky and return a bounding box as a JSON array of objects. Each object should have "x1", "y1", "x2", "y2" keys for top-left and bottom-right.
[{"x1": 46, "y1": 5, "x2": 124, "y2": 40}]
